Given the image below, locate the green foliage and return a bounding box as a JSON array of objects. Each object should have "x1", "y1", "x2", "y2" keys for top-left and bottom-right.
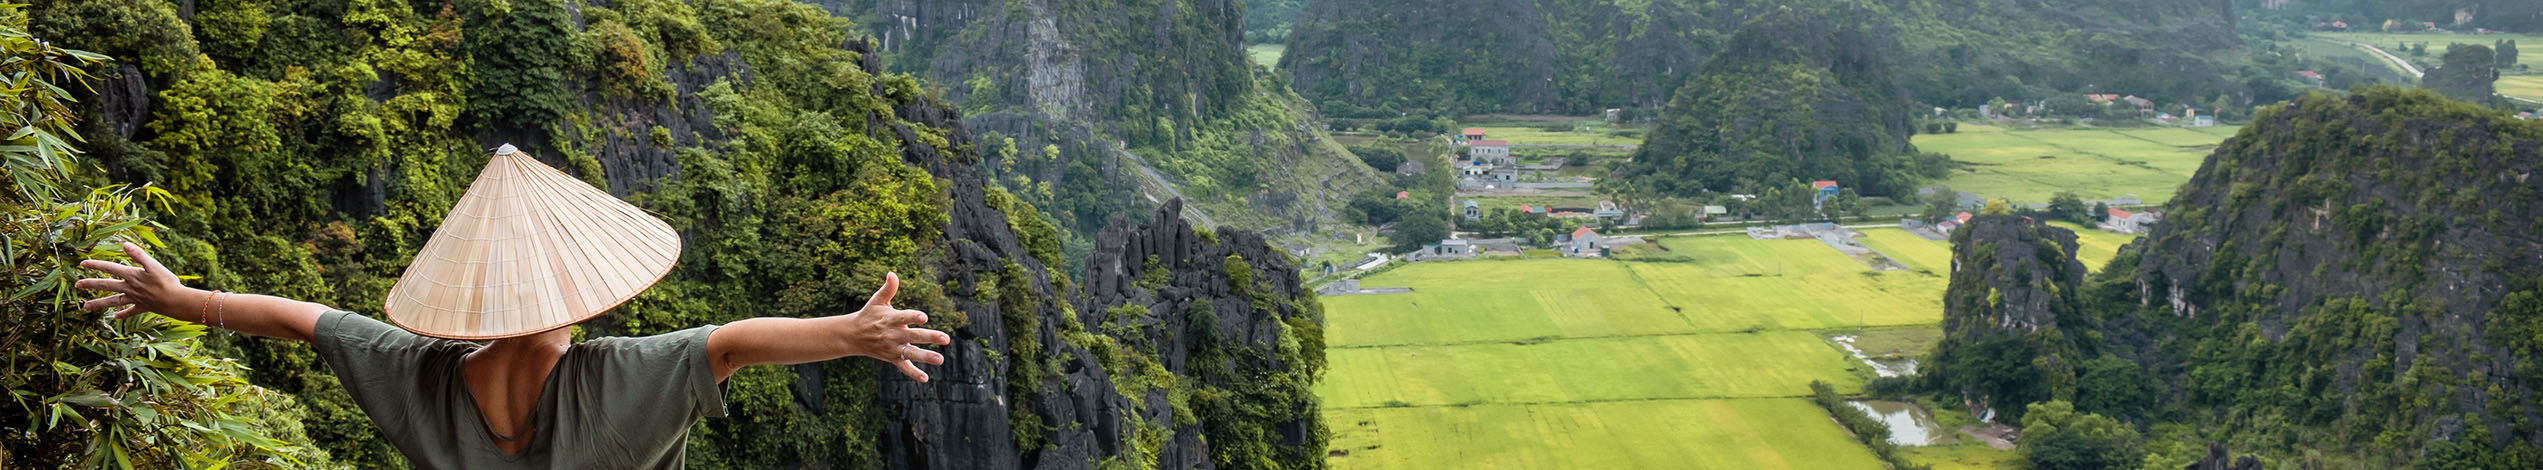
[
  {"x1": 2424, "y1": 44, "x2": 2500, "y2": 104},
  {"x1": 1388, "y1": 211, "x2": 1448, "y2": 251},
  {"x1": 2047, "y1": 192, "x2": 2089, "y2": 225},
  {"x1": 2, "y1": 19, "x2": 327, "y2": 466},
  {"x1": 1349, "y1": 145, "x2": 1404, "y2": 173},
  {"x1": 462, "y1": 0, "x2": 575, "y2": 132},
  {"x1": 1808, "y1": 381, "x2": 1932, "y2": 470},
  {"x1": 2016, "y1": 400, "x2": 2143, "y2": 470},
  {"x1": 1617, "y1": 10, "x2": 1929, "y2": 199},
  {"x1": 2071, "y1": 355, "x2": 2154, "y2": 420}
]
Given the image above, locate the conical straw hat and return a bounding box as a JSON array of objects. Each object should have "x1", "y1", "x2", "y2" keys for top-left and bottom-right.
[{"x1": 383, "y1": 144, "x2": 681, "y2": 340}]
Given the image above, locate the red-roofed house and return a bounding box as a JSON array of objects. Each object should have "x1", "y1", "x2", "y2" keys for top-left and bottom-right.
[
  {"x1": 2102, "y1": 208, "x2": 2158, "y2": 234},
  {"x1": 1566, "y1": 227, "x2": 1605, "y2": 257},
  {"x1": 2294, "y1": 70, "x2": 2325, "y2": 86},
  {"x1": 1957, "y1": 212, "x2": 1974, "y2": 224},
  {"x1": 1812, "y1": 180, "x2": 1842, "y2": 211},
  {"x1": 1462, "y1": 128, "x2": 1487, "y2": 141},
  {"x1": 1395, "y1": 191, "x2": 1409, "y2": 200},
  {"x1": 2086, "y1": 94, "x2": 2119, "y2": 103}
]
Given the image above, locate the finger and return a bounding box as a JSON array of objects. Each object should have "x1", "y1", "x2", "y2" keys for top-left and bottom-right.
[
  {"x1": 892, "y1": 358, "x2": 930, "y2": 383},
  {"x1": 905, "y1": 327, "x2": 952, "y2": 345},
  {"x1": 866, "y1": 272, "x2": 899, "y2": 307},
  {"x1": 80, "y1": 260, "x2": 143, "y2": 279},
  {"x1": 123, "y1": 243, "x2": 169, "y2": 277},
  {"x1": 897, "y1": 308, "x2": 929, "y2": 326},
  {"x1": 903, "y1": 345, "x2": 946, "y2": 365},
  {"x1": 73, "y1": 278, "x2": 132, "y2": 294},
  {"x1": 110, "y1": 306, "x2": 150, "y2": 319},
  {"x1": 82, "y1": 294, "x2": 135, "y2": 310}
]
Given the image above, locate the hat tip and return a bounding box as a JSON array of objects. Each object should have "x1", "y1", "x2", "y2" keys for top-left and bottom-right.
[{"x1": 495, "y1": 143, "x2": 519, "y2": 155}]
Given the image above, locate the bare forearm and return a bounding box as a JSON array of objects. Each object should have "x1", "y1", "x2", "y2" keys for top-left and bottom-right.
[
  {"x1": 75, "y1": 243, "x2": 326, "y2": 342},
  {"x1": 704, "y1": 272, "x2": 951, "y2": 382},
  {"x1": 707, "y1": 316, "x2": 860, "y2": 378},
  {"x1": 196, "y1": 292, "x2": 328, "y2": 341}
]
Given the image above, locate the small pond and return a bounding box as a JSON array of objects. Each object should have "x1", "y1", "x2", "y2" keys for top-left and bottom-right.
[
  {"x1": 1847, "y1": 400, "x2": 1949, "y2": 446},
  {"x1": 1829, "y1": 335, "x2": 1921, "y2": 377}
]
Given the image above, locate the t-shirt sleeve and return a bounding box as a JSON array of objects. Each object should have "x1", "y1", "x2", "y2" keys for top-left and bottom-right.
[
  {"x1": 576, "y1": 325, "x2": 728, "y2": 425},
  {"x1": 311, "y1": 310, "x2": 464, "y2": 430}
]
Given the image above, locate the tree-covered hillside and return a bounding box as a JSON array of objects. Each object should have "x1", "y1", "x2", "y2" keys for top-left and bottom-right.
[
  {"x1": 1919, "y1": 86, "x2": 2543, "y2": 468},
  {"x1": 1280, "y1": 0, "x2": 2247, "y2": 117},
  {"x1": 2241, "y1": 0, "x2": 2543, "y2": 32},
  {"x1": 22, "y1": 0, "x2": 1326, "y2": 468},
  {"x1": 813, "y1": 0, "x2": 1385, "y2": 249},
  {"x1": 1612, "y1": 9, "x2": 1945, "y2": 198}
]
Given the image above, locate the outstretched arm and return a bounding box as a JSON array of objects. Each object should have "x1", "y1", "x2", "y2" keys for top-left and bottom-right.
[
  {"x1": 706, "y1": 272, "x2": 953, "y2": 383},
  {"x1": 75, "y1": 243, "x2": 328, "y2": 341}
]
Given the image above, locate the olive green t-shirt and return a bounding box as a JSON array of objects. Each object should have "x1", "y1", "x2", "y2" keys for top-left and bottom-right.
[{"x1": 312, "y1": 310, "x2": 726, "y2": 469}]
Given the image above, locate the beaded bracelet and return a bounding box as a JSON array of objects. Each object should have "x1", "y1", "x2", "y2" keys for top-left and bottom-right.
[{"x1": 215, "y1": 292, "x2": 229, "y2": 332}]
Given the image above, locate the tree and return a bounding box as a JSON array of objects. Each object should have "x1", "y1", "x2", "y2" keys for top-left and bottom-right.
[
  {"x1": 2090, "y1": 202, "x2": 2110, "y2": 223},
  {"x1": 2018, "y1": 401, "x2": 2145, "y2": 470},
  {"x1": 2074, "y1": 355, "x2": 2155, "y2": 419},
  {"x1": 2425, "y1": 44, "x2": 2500, "y2": 104},
  {"x1": 1925, "y1": 186, "x2": 1962, "y2": 221},
  {"x1": 2498, "y1": 40, "x2": 2520, "y2": 67},
  {"x1": 2, "y1": 14, "x2": 329, "y2": 466},
  {"x1": 2048, "y1": 192, "x2": 2088, "y2": 224},
  {"x1": 1350, "y1": 146, "x2": 1405, "y2": 172},
  {"x1": 1982, "y1": 199, "x2": 2012, "y2": 215},
  {"x1": 1391, "y1": 212, "x2": 1449, "y2": 252}
]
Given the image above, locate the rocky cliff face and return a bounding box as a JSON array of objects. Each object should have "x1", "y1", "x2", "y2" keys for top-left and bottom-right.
[
  {"x1": 2122, "y1": 88, "x2": 2543, "y2": 456},
  {"x1": 823, "y1": 0, "x2": 1384, "y2": 240},
  {"x1": 45, "y1": 0, "x2": 1327, "y2": 467},
  {"x1": 1944, "y1": 215, "x2": 2087, "y2": 340}
]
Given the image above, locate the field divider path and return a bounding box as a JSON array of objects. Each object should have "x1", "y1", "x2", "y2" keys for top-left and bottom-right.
[
  {"x1": 1330, "y1": 327, "x2": 1787, "y2": 350},
  {"x1": 1325, "y1": 394, "x2": 1819, "y2": 411},
  {"x1": 1610, "y1": 258, "x2": 1703, "y2": 330},
  {"x1": 2000, "y1": 131, "x2": 2181, "y2": 176}
]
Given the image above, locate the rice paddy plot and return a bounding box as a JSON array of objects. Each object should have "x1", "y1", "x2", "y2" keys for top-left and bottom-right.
[
  {"x1": 1854, "y1": 228, "x2": 1952, "y2": 273},
  {"x1": 1631, "y1": 263, "x2": 1945, "y2": 331},
  {"x1": 1324, "y1": 398, "x2": 1888, "y2": 469},
  {"x1": 1318, "y1": 331, "x2": 1868, "y2": 409},
  {"x1": 1639, "y1": 235, "x2": 1872, "y2": 276},
  {"x1": 2048, "y1": 221, "x2": 2140, "y2": 272},
  {"x1": 1320, "y1": 260, "x2": 1694, "y2": 347},
  {"x1": 1902, "y1": 443, "x2": 2024, "y2": 470},
  {"x1": 1914, "y1": 125, "x2": 2232, "y2": 204}
]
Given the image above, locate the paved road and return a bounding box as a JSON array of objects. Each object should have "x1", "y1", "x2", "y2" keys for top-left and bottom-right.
[{"x1": 2352, "y1": 42, "x2": 2425, "y2": 78}]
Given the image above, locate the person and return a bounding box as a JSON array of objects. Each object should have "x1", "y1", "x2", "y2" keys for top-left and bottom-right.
[{"x1": 69, "y1": 146, "x2": 952, "y2": 469}]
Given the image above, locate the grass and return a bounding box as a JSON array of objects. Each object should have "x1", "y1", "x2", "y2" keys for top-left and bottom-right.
[
  {"x1": 1836, "y1": 326, "x2": 1945, "y2": 359},
  {"x1": 1324, "y1": 398, "x2": 1888, "y2": 469},
  {"x1": 1855, "y1": 228, "x2": 1951, "y2": 273},
  {"x1": 1320, "y1": 232, "x2": 1962, "y2": 468},
  {"x1": 2047, "y1": 221, "x2": 2140, "y2": 272},
  {"x1": 1246, "y1": 43, "x2": 1285, "y2": 70},
  {"x1": 2500, "y1": 75, "x2": 2543, "y2": 101},
  {"x1": 1915, "y1": 124, "x2": 2231, "y2": 204},
  {"x1": 1317, "y1": 331, "x2": 1868, "y2": 408},
  {"x1": 1461, "y1": 125, "x2": 1641, "y2": 146},
  {"x1": 1902, "y1": 443, "x2": 2023, "y2": 470}
]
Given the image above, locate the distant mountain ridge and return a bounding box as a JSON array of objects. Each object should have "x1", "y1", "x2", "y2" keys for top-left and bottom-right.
[{"x1": 1279, "y1": 0, "x2": 2248, "y2": 116}]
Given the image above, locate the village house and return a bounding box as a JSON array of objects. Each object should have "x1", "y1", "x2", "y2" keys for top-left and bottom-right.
[
  {"x1": 1407, "y1": 239, "x2": 1477, "y2": 262},
  {"x1": 1468, "y1": 140, "x2": 1513, "y2": 166},
  {"x1": 1812, "y1": 180, "x2": 1841, "y2": 211},
  {"x1": 2122, "y1": 95, "x2": 2155, "y2": 114},
  {"x1": 2294, "y1": 70, "x2": 2325, "y2": 87},
  {"x1": 1395, "y1": 159, "x2": 1427, "y2": 175},
  {"x1": 1462, "y1": 199, "x2": 1481, "y2": 222},
  {"x1": 2102, "y1": 208, "x2": 2160, "y2": 234},
  {"x1": 1564, "y1": 227, "x2": 1604, "y2": 258},
  {"x1": 1462, "y1": 128, "x2": 1486, "y2": 142},
  {"x1": 1488, "y1": 166, "x2": 1520, "y2": 184}
]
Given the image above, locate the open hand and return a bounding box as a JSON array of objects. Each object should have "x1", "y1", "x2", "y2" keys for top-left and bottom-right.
[
  {"x1": 854, "y1": 272, "x2": 953, "y2": 382},
  {"x1": 74, "y1": 243, "x2": 207, "y2": 321}
]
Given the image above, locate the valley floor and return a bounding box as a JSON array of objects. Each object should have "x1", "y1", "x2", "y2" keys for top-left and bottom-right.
[{"x1": 1316, "y1": 230, "x2": 2061, "y2": 468}]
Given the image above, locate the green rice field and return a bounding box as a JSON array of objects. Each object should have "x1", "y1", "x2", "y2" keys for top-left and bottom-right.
[
  {"x1": 1913, "y1": 124, "x2": 2238, "y2": 204},
  {"x1": 2049, "y1": 221, "x2": 2142, "y2": 271},
  {"x1": 1319, "y1": 233, "x2": 1999, "y2": 468}
]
